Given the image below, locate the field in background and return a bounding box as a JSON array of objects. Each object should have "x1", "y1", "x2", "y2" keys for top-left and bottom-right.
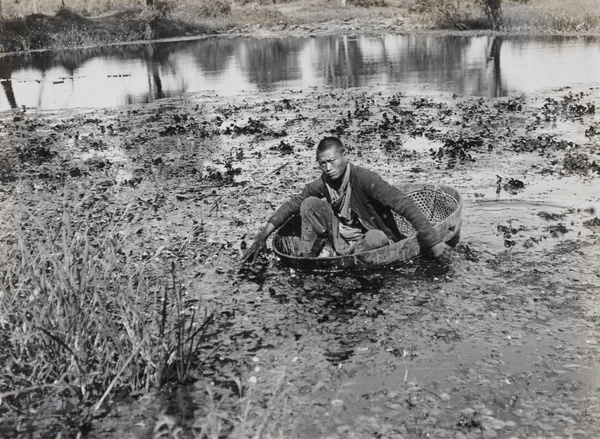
[{"x1": 0, "y1": 0, "x2": 599, "y2": 53}]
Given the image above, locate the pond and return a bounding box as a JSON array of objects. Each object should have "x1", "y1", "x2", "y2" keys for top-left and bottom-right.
[{"x1": 1, "y1": 33, "x2": 600, "y2": 111}]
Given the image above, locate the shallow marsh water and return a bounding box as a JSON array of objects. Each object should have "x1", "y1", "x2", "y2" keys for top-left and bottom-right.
[{"x1": 0, "y1": 42, "x2": 599, "y2": 438}]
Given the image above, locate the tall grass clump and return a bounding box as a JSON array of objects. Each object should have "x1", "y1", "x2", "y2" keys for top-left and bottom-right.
[
  {"x1": 540, "y1": 0, "x2": 600, "y2": 32},
  {"x1": 499, "y1": 0, "x2": 600, "y2": 32},
  {"x1": 0, "y1": 185, "x2": 215, "y2": 435}
]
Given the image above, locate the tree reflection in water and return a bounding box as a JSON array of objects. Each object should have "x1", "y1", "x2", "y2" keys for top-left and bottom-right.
[
  {"x1": 191, "y1": 38, "x2": 236, "y2": 74},
  {"x1": 0, "y1": 57, "x2": 18, "y2": 109},
  {"x1": 236, "y1": 38, "x2": 304, "y2": 90},
  {"x1": 0, "y1": 34, "x2": 598, "y2": 111},
  {"x1": 318, "y1": 36, "x2": 364, "y2": 88}
]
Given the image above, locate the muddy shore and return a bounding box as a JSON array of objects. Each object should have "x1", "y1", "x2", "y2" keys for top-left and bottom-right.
[{"x1": 1, "y1": 53, "x2": 600, "y2": 438}]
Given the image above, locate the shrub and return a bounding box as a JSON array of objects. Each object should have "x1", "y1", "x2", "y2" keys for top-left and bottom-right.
[
  {"x1": 197, "y1": 0, "x2": 232, "y2": 18},
  {"x1": 352, "y1": 0, "x2": 387, "y2": 7}
]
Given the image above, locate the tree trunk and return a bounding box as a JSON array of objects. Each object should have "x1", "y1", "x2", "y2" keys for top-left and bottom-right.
[
  {"x1": 482, "y1": 0, "x2": 503, "y2": 29},
  {"x1": 0, "y1": 0, "x2": 4, "y2": 31},
  {"x1": 341, "y1": 0, "x2": 347, "y2": 7}
]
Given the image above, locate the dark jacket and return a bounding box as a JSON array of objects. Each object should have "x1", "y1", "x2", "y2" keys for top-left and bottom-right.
[{"x1": 268, "y1": 164, "x2": 441, "y2": 249}]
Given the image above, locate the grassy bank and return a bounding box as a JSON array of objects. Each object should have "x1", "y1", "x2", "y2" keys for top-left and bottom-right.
[
  {"x1": 0, "y1": 108, "x2": 226, "y2": 437},
  {"x1": 1, "y1": 0, "x2": 599, "y2": 53},
  {"x1": 0, "y1": 180, "x2": 217, "y2": 437}
]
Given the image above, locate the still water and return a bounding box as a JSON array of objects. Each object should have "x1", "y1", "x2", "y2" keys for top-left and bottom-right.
[{"x1": 1, "y1": 33, "x2": 599, "y2": 111}]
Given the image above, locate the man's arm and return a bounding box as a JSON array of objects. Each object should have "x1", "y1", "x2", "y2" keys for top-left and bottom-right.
[
  {"x1": 361, "y1": 170, "x2": 449, "y2": 256},
  {"x1": 241, "y1": 178, "x2": 325, "y2": 265},
  {"x1": 390, "y1": 190, "x2": 451, "y2": 257}
]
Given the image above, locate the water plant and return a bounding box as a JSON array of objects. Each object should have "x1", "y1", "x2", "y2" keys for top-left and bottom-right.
[{"x1": 0, "y1": 183, "x2": 216, "y2": 436}]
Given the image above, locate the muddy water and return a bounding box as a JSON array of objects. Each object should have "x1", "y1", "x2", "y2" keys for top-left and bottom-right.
[{"x1": 1, "y1": 34, "x2": 600, "y2": 111}]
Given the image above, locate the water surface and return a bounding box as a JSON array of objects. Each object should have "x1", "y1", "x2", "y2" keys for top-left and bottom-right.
[{"x1": 1, "y1": 34, "x2": 599, "y2": 111}]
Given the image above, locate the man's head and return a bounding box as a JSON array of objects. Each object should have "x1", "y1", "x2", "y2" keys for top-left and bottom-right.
[{"x1": 316, "y1": 137, "x2": 347, "y2": 182}]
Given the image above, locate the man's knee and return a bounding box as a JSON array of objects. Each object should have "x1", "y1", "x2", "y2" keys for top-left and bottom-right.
[
  {"x1": 363, "y1": 230, "x2": 389, "y2": 250},
  {"x1": 300, "y1": 197, "x2": 326, "y2": 215},
  {"x1": 300, "y1": 197, "x2": 333, "y2": 238}
]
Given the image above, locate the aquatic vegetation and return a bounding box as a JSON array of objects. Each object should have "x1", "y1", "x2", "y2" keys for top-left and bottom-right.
[
  {"x1": 270, "y1": 140, "x2": 294, "y2": 154},
  {"x1": 583, "y1": 217, "x2": 600, "y2": 227},
  {"x1": 432, "y1": 135, "x2": 482, "y2": 167},
  {"x1": 542, "y1": 92, "x2": 596, "y2": 119},
  {"x1": 496, "y1": 175, "x2": 525, "y2": 195},
  {"x1": 563, "y1": 153, "x2": 600, "y2": 175},
  {"x1": 544, "y1": 222, "x2": 569, "y2": 237},
  {"x1": 15, "y1": 137, "x2": 58, "y2": 163},
  {"x1": 538, "y1": 211, "x2": 566, "y2": 221},
  {"x1": 222, "y1": 117, "x2": 286, "y2": 139},
  {"x1": 512, "y1": 134, "x2": 576, "y2": 153}
]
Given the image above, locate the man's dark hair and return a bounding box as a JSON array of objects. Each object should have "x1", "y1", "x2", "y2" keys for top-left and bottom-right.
[{"x1": 316, "y1": 137, "x2": 344, "y2": 157}]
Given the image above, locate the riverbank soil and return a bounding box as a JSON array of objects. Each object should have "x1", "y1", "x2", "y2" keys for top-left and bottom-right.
[{"x1": 0, "y1": 82, "x2": 599, "y2": 438}]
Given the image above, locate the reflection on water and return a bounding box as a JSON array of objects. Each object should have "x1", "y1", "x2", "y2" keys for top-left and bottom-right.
[{"x1": 1, "y1": 34, "x2": 599, "y2": 111}]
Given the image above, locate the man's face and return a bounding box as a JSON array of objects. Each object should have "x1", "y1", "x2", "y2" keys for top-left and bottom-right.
[{"x1": 317, "y1": 147, "x2": 347, "y2": 182}]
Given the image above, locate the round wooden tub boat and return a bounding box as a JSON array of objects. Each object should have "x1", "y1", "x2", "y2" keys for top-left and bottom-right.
[{"x1": 272, "y1": 183, "x2": 463, "y2": 271}]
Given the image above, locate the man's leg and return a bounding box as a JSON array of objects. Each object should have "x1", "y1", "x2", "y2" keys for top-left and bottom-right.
[
  {"x1": 354, "y1": 229, "x2": 390, "y2": 254},
  {"x1": 299, "y1": 197, "x2": 336, "y2": 256}
]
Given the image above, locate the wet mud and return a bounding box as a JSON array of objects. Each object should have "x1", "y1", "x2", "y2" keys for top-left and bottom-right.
[{"x1": 0, "y1": 83, "x2": 599, "y2": 438}]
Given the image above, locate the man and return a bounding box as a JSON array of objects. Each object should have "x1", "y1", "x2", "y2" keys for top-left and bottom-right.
[{"x1": 242, "y1": 137, "x2": 449, "y2": 264}]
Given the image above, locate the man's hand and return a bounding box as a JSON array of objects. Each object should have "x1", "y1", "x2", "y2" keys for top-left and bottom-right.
[
  {"x1": 241, "y1": 236, "x2": 267, "y2": 265},
  {"x1": 430, "y1": 241, "x2": 451, "y2": 258},
  {"x1": 241, "y1": 222, "x2": 276, "y2": 265}
]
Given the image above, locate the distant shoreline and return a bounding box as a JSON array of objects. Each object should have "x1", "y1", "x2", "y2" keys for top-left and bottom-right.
[{"x1": 1, "y1": 0, "x2": 599, "y2": 55}]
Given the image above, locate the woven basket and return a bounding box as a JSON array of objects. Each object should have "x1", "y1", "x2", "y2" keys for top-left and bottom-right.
[{"x1": 394, "y1": 186, "x2": 458, "y2": 237}]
